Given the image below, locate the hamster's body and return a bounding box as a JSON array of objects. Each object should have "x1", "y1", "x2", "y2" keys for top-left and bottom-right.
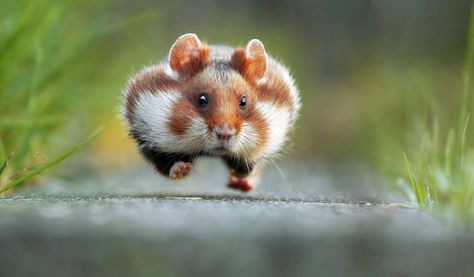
[{"x1": 122, "y1": 34, "x2": 300, "y2": 192}]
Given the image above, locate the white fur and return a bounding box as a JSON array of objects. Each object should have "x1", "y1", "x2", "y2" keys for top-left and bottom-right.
[
  {"x1": 163, "y1": 64, "x2": 179, "y2": 80},
  {"x1": 255, "y1": 76, "x2": 268, "y2": 86},
  {"x1": 132, "y1": 91, "x2": 179, "y2": 150},
  {"x1": 208, "y1": 45, "x2": 234, "y2": 60},
  {"x1": 272, "y1": 61, "x2": 301, "y2": 124},
  {"x1": 120, "y1": 65, "x2": 170, "y2": 126},
  {"x1": 256, "y1": 102, "x2": 291, "y2": 158},
  {"x1": 132, "y1": 91, "x2": 205, "y2": 153},
  {"x1": 246, "y1": 39, "x2": 266, "y2": 58},
  {"x1": 181, "y1": 116, "x2": 209, "y2": 151},
  {"x1": 194, "y1": 120, "x2": 260, "y2": 157},
  {"x1": 235, "y1": 122, "x2": 259, "y2": 157}
]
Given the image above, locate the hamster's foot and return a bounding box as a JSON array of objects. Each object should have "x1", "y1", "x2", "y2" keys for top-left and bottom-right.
[
  {"x1": 169, "y1": 161, "x2": 193, "y2": 179},
  {"x1": 228, "y1": 175, "x2": 254, "y2": 192}
]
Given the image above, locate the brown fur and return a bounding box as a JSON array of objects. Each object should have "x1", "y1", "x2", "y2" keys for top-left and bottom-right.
[
  {"x1": 256, "y1": 61, "x2": 294, "y2": 108},
  {"x1": 167, "y1": 99, "x2": 198, "y2": 136},
  {"x1": 181, "y1": 67, "x2": 255, "y2": 135}
]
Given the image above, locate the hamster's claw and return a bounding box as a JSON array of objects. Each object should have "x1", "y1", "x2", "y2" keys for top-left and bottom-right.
[{"x1": 169, "y1": 161, "x2": 193, "y2": 179}]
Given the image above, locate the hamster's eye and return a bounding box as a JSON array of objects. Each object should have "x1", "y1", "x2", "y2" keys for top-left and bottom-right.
[
  {"x1": 239, "y1": 96, "x2": 247, "y2": 110},
  {"x1": 198, "y1": 93, "x2": 209, "y2": 107}
]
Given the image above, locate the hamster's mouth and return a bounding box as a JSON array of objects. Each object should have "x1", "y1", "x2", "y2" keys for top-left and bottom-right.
[
  {"x1": 207, "y1": 138, "x2": 236, "y2": 155},
  {"x1": 210, "y1": 146, "x2": 230, "y2": 155}
]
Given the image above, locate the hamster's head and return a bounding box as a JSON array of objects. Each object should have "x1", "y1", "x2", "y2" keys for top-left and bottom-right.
[
  {"x1": 125, "y1": 34, "x2": 273, "y2": 159},
  {"x1": 162, "y1": 34, "x2": 269, "y2": 158},
  {"x1": 116, "y1": 33, "x2": 271, "y2": 160}
]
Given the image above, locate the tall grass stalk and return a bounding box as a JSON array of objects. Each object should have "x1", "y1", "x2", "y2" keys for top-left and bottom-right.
[
  {"x1": 0, "y1": 1, "x2": 155, "y2": 192},
  {"x1": 401, "y1": 2, "x2": 474, "y2": 224}
]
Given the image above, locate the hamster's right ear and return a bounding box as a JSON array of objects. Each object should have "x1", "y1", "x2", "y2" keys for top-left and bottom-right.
[
  {"x1": 169, "y1": 33, "x2": 210, "y2": 78},
  {"x1": 231, "y1": 39, "x2": 268, "y2": 84}
]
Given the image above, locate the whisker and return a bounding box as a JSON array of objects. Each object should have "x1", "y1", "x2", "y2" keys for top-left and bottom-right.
[{"x1": 269, "y1": 157, "x2": 290, "y2": 187}]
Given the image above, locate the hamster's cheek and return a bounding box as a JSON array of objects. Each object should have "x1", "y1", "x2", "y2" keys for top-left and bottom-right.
[
  {"x1": 167, "y1": 100, "x2": 209, "y2": 152},
  {"x1": 132, "y1": 90, "x2": 186, "y2": 151},
  {"x1": 238, "y1": 112, "x2": 269, "y2": 157},
  {"x1": 236, "y1": 122, "x2": 259, "y2": 153},
  {"x1": 255, "y1": 102, "x2": 291, "y2": 157},
  {"x1": 168, "y1": 100, "x2": 198, "y2": 136}
]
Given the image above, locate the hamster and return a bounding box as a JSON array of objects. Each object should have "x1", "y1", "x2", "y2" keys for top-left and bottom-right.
[{"x1": 122, "y1": 33, "x2": 300, "y2": 192}]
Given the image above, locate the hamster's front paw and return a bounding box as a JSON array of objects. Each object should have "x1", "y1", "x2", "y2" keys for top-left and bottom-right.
[
  {"x1": 169, "y1": 161, "x2": 193, "y2": 179},
  {"x1": 228, "y1": 175, "x2": 254, "y2": 192}
]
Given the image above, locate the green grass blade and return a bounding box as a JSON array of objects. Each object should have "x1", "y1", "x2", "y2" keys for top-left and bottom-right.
[
  {"x1": 459, "y1": 1, "x2": 474, "y2": 138},
  {"x1": 460, "y1": 113, "x2": 470, "y2": 171},
  {"x1": 444, "y1": 129, "x2": 455, "y2": 182},
  {"x1": 0, "y1": 127, "x2": 102, "y2": 194},
  {"x1": 0, "y1": 153, "x2": 14, "y2": 176},
  {"x1": 0, "y1": 137, "x2": 5, "y2": 162},
  {"x1": 403, "y1": 152, "x2": 425, "y2": 208}
]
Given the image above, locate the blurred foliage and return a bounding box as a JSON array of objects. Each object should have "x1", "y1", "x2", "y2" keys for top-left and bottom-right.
[
  {"x1": 0, "y1": 0, "x2": 473, "y2": 223},
  {"x1": 0, "y1": 0, "x2": 155, "y2": 190},
  {"x1": 399, "y1": 2, "x2": 474, "y2": 224}
]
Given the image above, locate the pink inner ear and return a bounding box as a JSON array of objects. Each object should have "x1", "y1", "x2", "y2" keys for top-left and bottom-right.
[{"x1": 169, "y1": 34, "x2": 209, "y2": 77}]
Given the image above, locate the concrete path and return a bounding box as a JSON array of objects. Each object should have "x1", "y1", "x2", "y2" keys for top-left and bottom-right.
[{"x1": 1, "y1": 160, "x2": 473, "y2": 276}]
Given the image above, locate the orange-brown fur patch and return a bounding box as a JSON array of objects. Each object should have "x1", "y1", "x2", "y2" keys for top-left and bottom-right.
[
  {"x1": 256, "y1": 63, "x2": 294, "y2": 108},
  {"x1": 202, "y1": 83, "x2": 244, "y2": 133},
  {"x1": 178, "y1": 68, "x2": 254, "y2": 135},
  {"x1": 167, "y1": 99, "x2": 198, "y2": 136},
  {"x1": 230, "y1": 49, "x2": 247, "y2": 77}
]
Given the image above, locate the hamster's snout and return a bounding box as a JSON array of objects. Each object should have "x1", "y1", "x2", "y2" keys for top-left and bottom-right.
[{"x1": 213, "y1": 124, "x2": 236, "y2": 142}]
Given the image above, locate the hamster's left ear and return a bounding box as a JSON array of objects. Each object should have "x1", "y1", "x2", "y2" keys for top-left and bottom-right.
[
  {"x1": 169, "y1": 33, "x2": 210, "y2": 78},
  {"x1": 231, "y1": 39, "x2": 268, "y2": 84}
]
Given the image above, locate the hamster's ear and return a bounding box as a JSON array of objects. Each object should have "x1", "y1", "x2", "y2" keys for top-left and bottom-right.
[
  {"x1": 231, "y1": 39, "x2": 267, "y2": 84},
  {"x1": 169, "y1": 33, "x2": 210, "y2": 78}
]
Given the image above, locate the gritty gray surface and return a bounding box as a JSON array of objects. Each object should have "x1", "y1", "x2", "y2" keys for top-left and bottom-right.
[{"x1": 1, "y1": 159, "x2": 473, "y2": 277}]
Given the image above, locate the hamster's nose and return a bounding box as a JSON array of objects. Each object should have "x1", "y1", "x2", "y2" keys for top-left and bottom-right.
[{"x1": 214, "y1": 124, "x2": 236, "y2": 141}]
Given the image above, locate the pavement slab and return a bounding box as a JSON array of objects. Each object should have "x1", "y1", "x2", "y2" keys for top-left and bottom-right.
[{"x1": 1, "y1": 160, "x2": 473, "y2": 276}]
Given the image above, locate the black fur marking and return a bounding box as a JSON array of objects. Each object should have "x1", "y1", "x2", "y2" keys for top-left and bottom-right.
[
  {"x1": 211, "y1": 60, "x2": 234, "y2": 82},
  {"x1": 140, "y1": 146, "x2": 196, "y2": 176},
  {"x1": 212, "y1": 60, "x2": 231, "y2": 71},
  {"x1": 134, "y1": 136, "x2": 197, "y2": 177},
  {"x1": 222, "y1": 156, "x2": 255, "y2": 178}
]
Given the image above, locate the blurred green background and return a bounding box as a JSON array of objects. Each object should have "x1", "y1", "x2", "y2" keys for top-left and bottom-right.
[{"x1": 1, "y1": 0, "x2": 473, "y2": 221}]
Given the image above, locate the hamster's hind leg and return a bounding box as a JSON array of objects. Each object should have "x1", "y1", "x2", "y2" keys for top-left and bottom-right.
[{"x1": 223, "y1": 157, "x2": 261, "y2": 192}]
